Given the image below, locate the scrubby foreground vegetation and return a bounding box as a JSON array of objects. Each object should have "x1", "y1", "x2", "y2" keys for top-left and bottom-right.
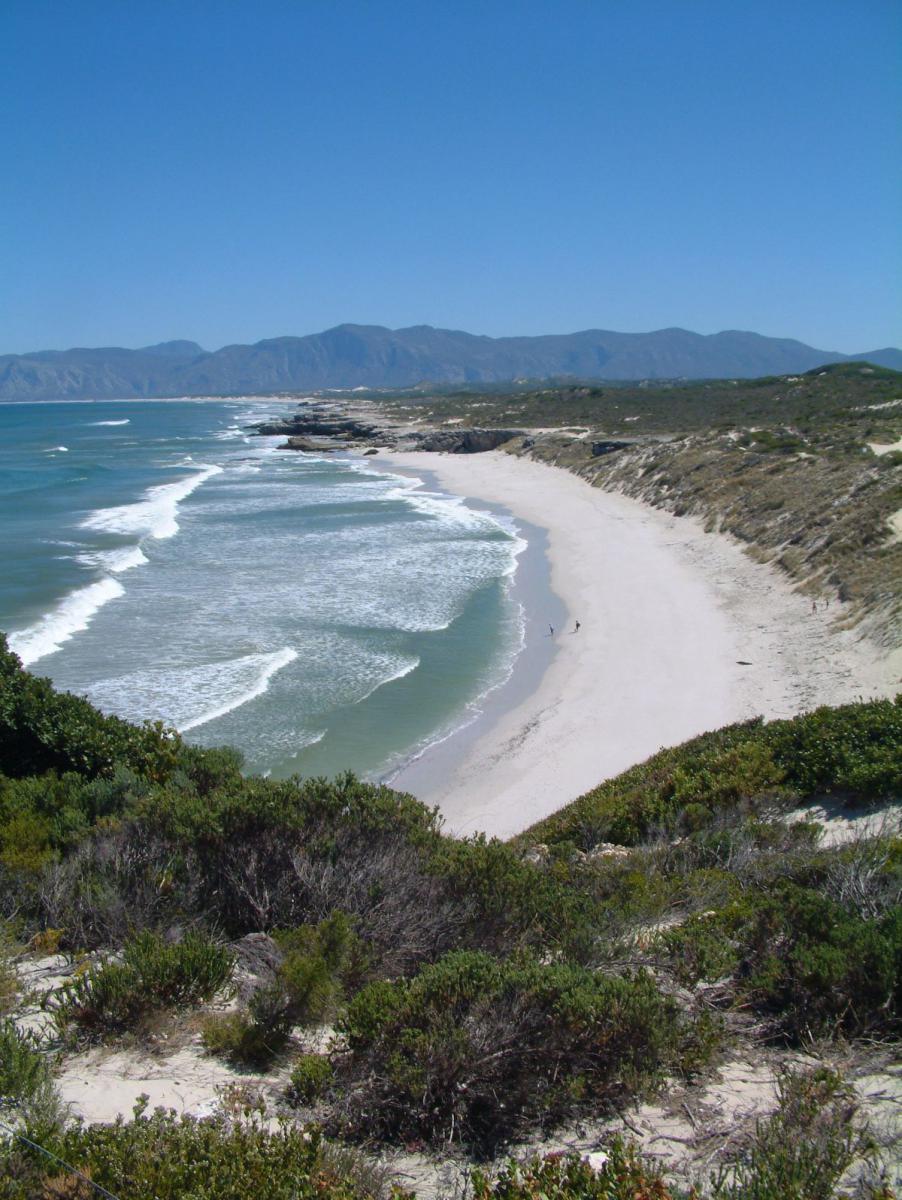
[{"x1": 0, "y1": 636, "x2": 899, "y2": 1197}]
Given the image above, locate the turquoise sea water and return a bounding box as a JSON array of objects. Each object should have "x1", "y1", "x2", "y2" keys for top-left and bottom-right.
[{"x1": 0, "y1": 400, "x2": 526, "y2": 781}]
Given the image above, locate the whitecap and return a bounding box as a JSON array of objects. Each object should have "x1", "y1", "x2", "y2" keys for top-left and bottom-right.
[
  {"x1": 90, "y1": 419, "x2": 130, "y2": 426},
  {"x1": 8, "y1": 577, "x2": 126, "y2": 666},
  {"x1": 43, "y1": 446, "x2": 68, "y2": 452},
  {"x1": 85, "y1": 647, "x2": 299, "y2": 732},
  {"x1": 180, "y1": 648, "x2": 299, "y2": 730},
  {"x1": 79, "y1": 545, "x2": 149, "y2": 573},
  {"x1": 80, "y1": 464, "x2": 222, "y2": 540}
]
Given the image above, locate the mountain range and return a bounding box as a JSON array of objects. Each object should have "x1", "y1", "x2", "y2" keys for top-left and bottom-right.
[{"x1": 1, "y1": 325, "x2": 900, "y2": 400}]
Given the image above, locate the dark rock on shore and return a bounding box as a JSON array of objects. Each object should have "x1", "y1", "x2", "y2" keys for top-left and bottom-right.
[
  {"x1": 278, "y1": 436, "x2": 338, "y2": 452},
  {"x1": 413, "y1": 428, "x2": 523, "y2": 453},
  {"x1": 253, "y1": 403, "x2": 523, "y2": 456},
  {"x1": 256, "y1": 412, "x2": 381, "y2": 441}
]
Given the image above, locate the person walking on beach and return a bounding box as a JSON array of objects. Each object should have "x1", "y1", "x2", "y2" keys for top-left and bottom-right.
[
  {"x1": 574, "y1": 620, "x2": 581, "y2": 633},
  {"x1": 549, "y1": 624, "x2": 554, "y2": 637}
]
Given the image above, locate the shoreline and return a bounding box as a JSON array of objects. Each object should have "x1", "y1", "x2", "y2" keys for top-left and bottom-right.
[{"x1": 379, "y1": 450, "x2": 899, "y2": 840}]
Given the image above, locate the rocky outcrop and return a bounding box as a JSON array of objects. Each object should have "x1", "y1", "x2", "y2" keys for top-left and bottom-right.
[
  {"x1": 591, "y1": 440, "x2": 631, "y2": 457},
  {"x1": 257, "y1": 412, "x2": 381, "y2": 441},
  {"x1": 230, "y1": 932, "x2": 284, "y2": 1004},
  {"x1": 253, "y1": 403, "x2": 522, "y2": 456},
  {"x1": 413, "y1": 428, "x2": 523, "y2": 454},
  {"x1": 278, "y1": 437, "x2": 338, "y2": 452}
]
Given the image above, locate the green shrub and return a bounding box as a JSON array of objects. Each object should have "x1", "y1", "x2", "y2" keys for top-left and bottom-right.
[
  {"x1": 273, "y1": 912, "x2": 368, "y2": 1023},
  {"x1": 709, "y1": 1067, "x2": 876, "y2": 1200},
  {"x1": 0, "y1": 925, "x2": 18, "y2": 1015},
  {"x1": 0, "y1": 1020, "x2": 64, "y2": 1142},
  {"x1": 336, "y1": 950, "x2": 697, "y2": 1153},
  {"x1": 288, "y1": 1054, "x2": 334, "y2": 1104},
  {"x1": 472, "y1": 1138, "x2": 688, "y2": 1198},
  {"x1": 56, "y1": 931, "x2": 234, "y2": 1036},
  {"x1": 521, "y1": 698, "x2": 902, "y2": 851},
  {"x1": 2, "y1": 1104, "x2": 408, "y2": 1199},
  {"x1": 201, "y1": 983, "x2": 293, "y2": 1068},
  {"x1": 204, "y1": 913, "x2": 370, "y2": 1070},
  {"x1": 660, "y1": 884, "x2": 901, "y2": 1037},
  {"x1": 766, "y1": 697, "x2": 902, "y2": 798},
  {"x1": 430, "y1": 834, "x2": 596, "y2": 959}
]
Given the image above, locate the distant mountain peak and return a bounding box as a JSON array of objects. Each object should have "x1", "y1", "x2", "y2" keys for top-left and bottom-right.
[
  {"x1": 1, "y1": 326, "x2": 899, "y2": 401},
  {"x1": 139, "y1": 340, "x2": 205, "y2": 358}
]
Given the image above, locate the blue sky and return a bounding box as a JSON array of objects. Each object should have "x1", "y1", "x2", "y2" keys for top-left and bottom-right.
[{"x1": 2, "y1": 0, "x2": 899, "y2": 354}]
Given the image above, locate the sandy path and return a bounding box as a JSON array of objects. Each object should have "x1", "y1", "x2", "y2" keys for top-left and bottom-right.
[{"x1": 381, "y1": 451, "x2": 898, "y2": 839}]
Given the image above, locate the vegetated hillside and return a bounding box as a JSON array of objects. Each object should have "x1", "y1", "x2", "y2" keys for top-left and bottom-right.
[
  {"x1": 0, "y1": 639, "x2": 899, "y2": 1197},
  {"x1": 385, "y1": 363, "x2": 902, "y2": 646},
  {"x1": 2, "y1": 324, "x2": 900, "y2": 400}
]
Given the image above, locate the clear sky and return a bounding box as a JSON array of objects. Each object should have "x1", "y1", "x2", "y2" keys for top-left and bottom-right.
[{"x1": 2, "y1": 0, "x2": 899, "y2": 355}]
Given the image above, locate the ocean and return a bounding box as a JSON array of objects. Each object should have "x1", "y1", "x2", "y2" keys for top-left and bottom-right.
[{"x1": 0, "y1": 399, "x2": 529, "y2": 783}]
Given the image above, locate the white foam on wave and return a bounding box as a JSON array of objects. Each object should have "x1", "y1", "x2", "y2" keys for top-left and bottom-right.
[
  {"x1": 353, "y1": 655, "x2": 420, "y2": 705},
  {"x1": 8, "y1": 577, "x2": 126, "y2": 666},
  {"x1": 90, "y1": 419, "x2": 130, "y2": 426},
  {"x1": 80, "y1": 464, "x2": 222, "y2": 540},
  {"x1": 85, "y1": 647, "x2": 299, "y2": 732},
  {"x1": 180, "y1": 647, "x2": 299, "y2": 730},
  {"x1": 349, "y1": 457, "x2": 508, "y2": 535},
  {"x1": 79, "y1": 545, "x2": 149, "y2": 573},
  {"x1": 43, "y1": 446, "x2": 68, "y2": 452}
]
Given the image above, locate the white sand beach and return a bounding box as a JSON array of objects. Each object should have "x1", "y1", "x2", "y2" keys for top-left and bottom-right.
[{"x1": 383, "y1": 450, "x2": 899, "y2": 840}]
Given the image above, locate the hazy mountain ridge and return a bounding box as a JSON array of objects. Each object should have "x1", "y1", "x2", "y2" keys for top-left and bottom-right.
[{"x1": 1, "y1": 324, "x2": 899, "y2": 400}]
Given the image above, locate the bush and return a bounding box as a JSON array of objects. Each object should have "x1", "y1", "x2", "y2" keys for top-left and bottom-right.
[
  {"x1": 2, "y1": 1104, "x2": 409, "y2": 1199},
  {"x1": 335, "y1": 950, "x2": 697, "y2": 1153},
  {"x1": 472, "y1": 1138, "x2": 686, "y2": 1198},
  {"x1": 521, "y1": 698, "x2": 902, "y2": 851},
  {"x1": 288, "y1": 1054, "x2": 334, "y2": 1104},
  {"x1": 274, "y1": 911, "x2": 366, "y2": 1023},
  {"x1": 203, "y1": 914, "x2": 369, "y2": 1070},
  {"x1": 767, "y1": 697, "x2": 902, "y2": 798},
  {"x1": 0, "y1": 1020, "x2": 64, "y2": 1142},
  {"x1": 660, "y1": 883, "x2": 901, "y2": 1037},
  {"x1": 431, "y1": 835, "x2": 596, "y2": 960},
  {"x1": 201, "y1": 983, "x2": 293, "y2": 1068},
  {"x1": 709, "y1": 1067, "x2": 877, "y2": 1200},
  {"x1": 0, "y1": 926, "x2": 17, "y2": 1015},
  {"x1": 56, "y1": 931, "x2": 234, "y2": 1036}
]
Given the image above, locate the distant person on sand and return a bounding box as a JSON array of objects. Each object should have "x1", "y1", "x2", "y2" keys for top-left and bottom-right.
[
  {"x1": 811, "y1": 600, "x2": 817, "y2": 614},
  {"x1": 574, "y1": 620, "x2": 581, "y2": 633},
  {"x1": 549, "y1": 624, "x2": 554, "y2": 637}
]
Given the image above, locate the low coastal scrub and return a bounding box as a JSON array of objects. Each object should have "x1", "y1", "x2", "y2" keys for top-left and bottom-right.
[
  {"x1": 471, "y1": 1069, "x2": 887, "y2": 1200},
  {"x1": 659, "y1": 881, "x2": 901, "y2": 1038},
  {"x1": 1, "y1": 1106, "x2": 410, "y2": 1200},
  {"x1": 472, "y1": 1139, "x2": 685, "y2": 1199},
  {"x1": 55, "y1": 930, "x2": 234, "y2": 1037},
  {"x1": 707, "y1": 1067, "x2": 883, "y2": 1200},
  {"x1": 287, "y1": 1053, "x2": 335, "y2": 1104},
  {"x1": 333, "y1": 949, "x2": 701, "y2": 1154},
  {"x1": 0, "y1": 1020, "x2": 64, "y2": 1140},
  {"x1": 0, "y1": 638, "x2": 900, "y2": 1191},
  {"x1": 203, "y1": 912, "x2": 377, "y2": 1067},
  {"x1": 520, "y1": 697, "x2": 902, "y2": 850}
]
